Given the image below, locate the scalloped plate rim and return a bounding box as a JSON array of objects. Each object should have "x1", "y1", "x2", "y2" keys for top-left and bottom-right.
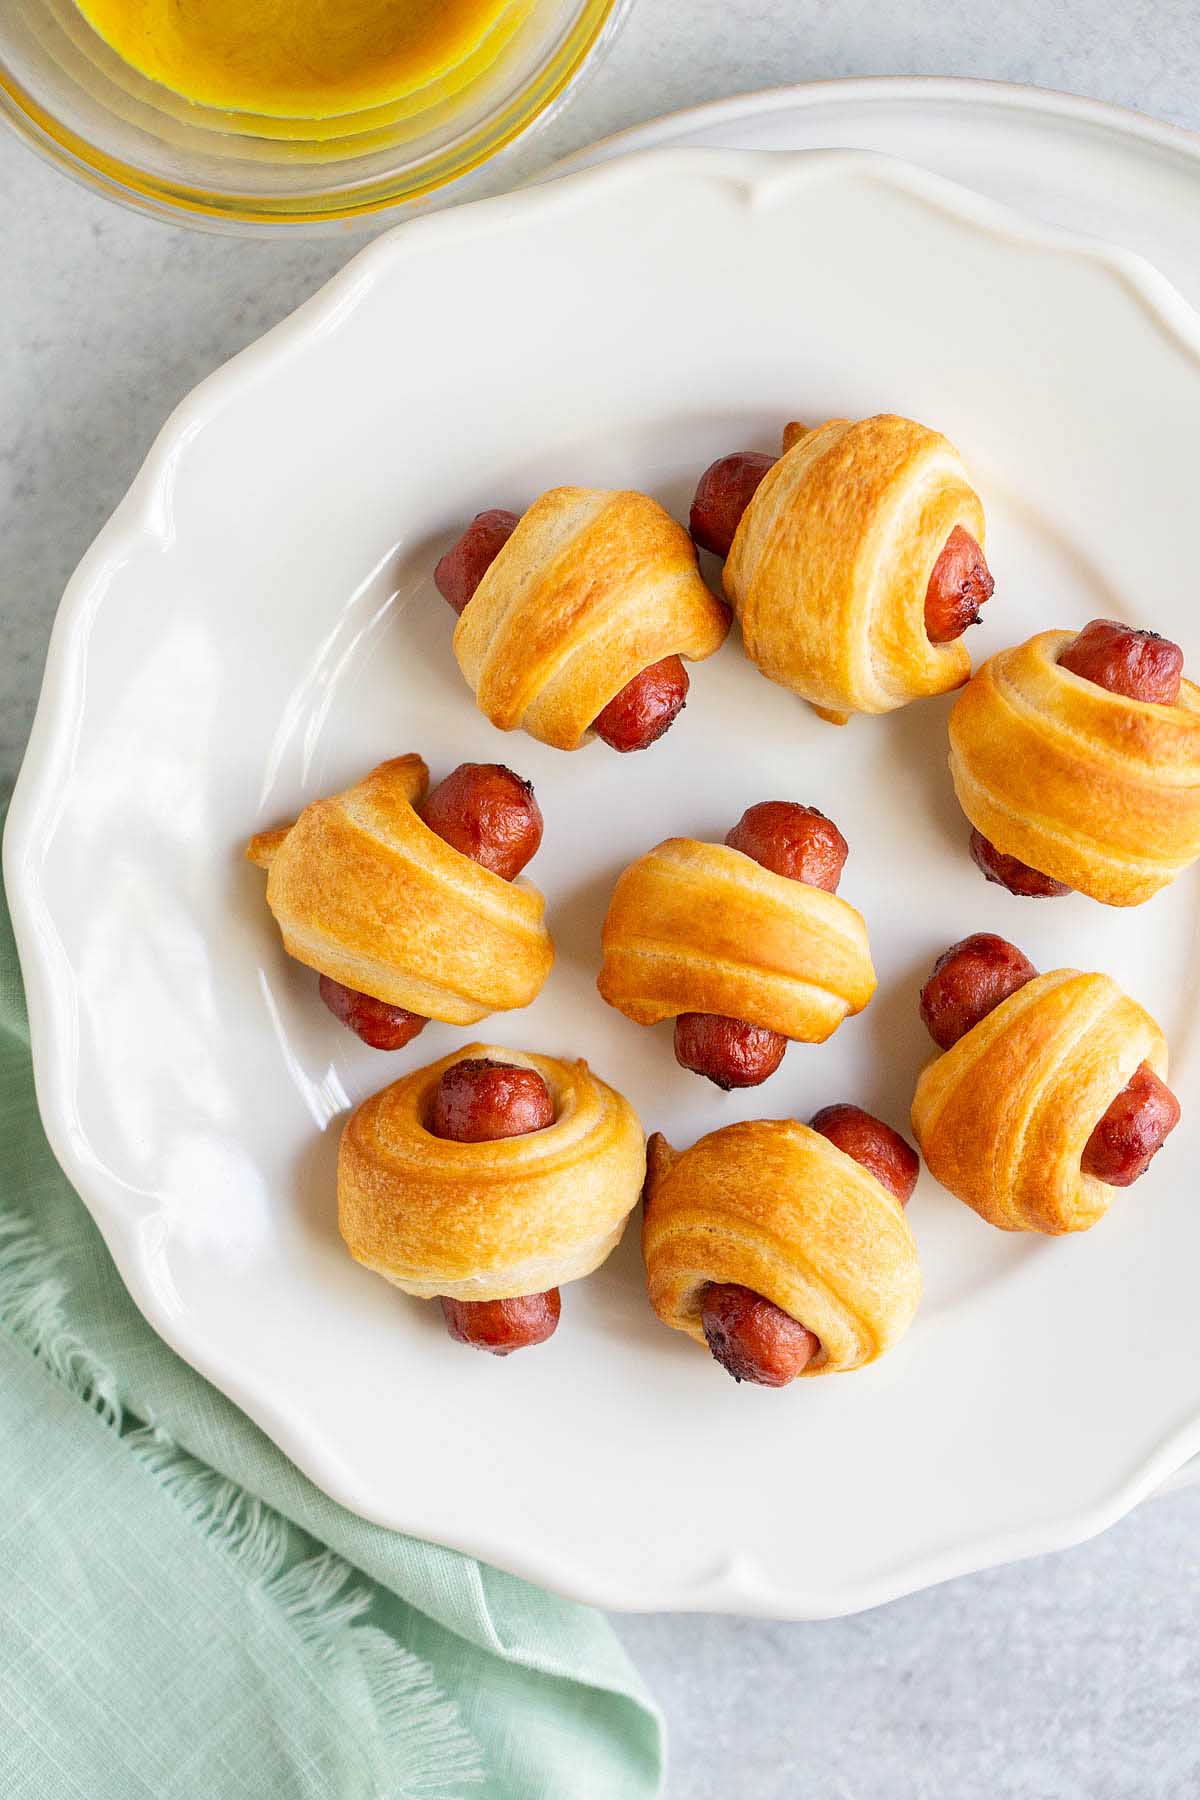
[{"x1": 8, "y1": 144, "x2": 1200, "y2": 1617}]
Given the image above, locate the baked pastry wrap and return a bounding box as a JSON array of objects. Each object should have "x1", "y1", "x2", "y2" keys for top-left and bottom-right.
[
  {"x1": 338, "y1": 1044, "x2": 646, "y2": 1299},
  {"x1": 597, "y1": 837, "x2": 876, "y2": 1040},
  {"x1": 453, "y1": 486, "x2": 730, "y2": 749},
  {"x1": 948, "y1": 628, "x2": 1200, "y2": 906},
  {"x1": 642, "y1": 1121, "x2": 921, "y2": 1375},
  {"x1": 724, "y1": 414, "x2": 986, "y2": 724},
  {"x1": 246, "y1": 754, "x2": 553, "y2": 1024},
  {"x1": 911, "y1": 969, "x2": 1168, "y2": 1233}
]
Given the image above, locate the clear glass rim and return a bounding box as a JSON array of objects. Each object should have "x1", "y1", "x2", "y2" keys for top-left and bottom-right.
[{"x1": 0, "y1": 0, "x2": 620, "y2": 232}]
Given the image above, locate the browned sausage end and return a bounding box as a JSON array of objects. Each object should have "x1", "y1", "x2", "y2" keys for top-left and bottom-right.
[
  {"x1": 422, "y1": 762, "x2": 543, "y2": 881},
  {"x1": 689, "y1": 452, "x2": 776, "y2": 558},
  {"x1": 592, "y1": 656, "x2": 690, "y2": 753},
  {"x1": 1081, "y1": 1061, "x2": 1181, "y2": 1187},
  {"x1": 919, "y1": 933, "x2": 1039, "y2": 1051},
  {"x1": 1059, "y1": 618, "x2": 1183, "y2": 706},
  {"x1": 429, "y1": 1056, "x2": 559, "y2": 1353},
  {"x1": 434, "y1": 509, "x2": 519, "y2": 615},
  {"x1": 725, "y1": 800, "x2": 848, "y2": 893},
  {"x1": 319, "y1": 976, "x2": 428, "y2": 1051},
  {"x1": 700, "y1": 1282, "x2": 819, "y2": 1386},
  {"x1": 924, "y1": 526, "x2": 994, "y2": 645},
  {"x1": 809, "y1": 1103, "x2": 920, "y2": 1205}
]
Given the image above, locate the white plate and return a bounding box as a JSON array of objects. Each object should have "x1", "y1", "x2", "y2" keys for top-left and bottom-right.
[
  {"x1": 551, "y1": 79, "x2": 1200, "y2": 282},
  {"x1": 558, "y1": 76, "x2": 1200, "y2": 1500},
  {"x1": 8, "y1": 147, "x2": 1200, "y2": 1618}
]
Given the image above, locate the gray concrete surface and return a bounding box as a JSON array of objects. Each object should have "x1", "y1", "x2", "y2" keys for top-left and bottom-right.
[
  {"x1": 5, "y1": 4, "x2": 1200, "y2": 1794},
  {"x1": 615, "y1": 1489, "x2": 1200, "y2": 1797}
]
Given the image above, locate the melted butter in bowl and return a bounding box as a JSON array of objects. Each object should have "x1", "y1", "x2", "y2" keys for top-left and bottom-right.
[
  {"x1": 2, "y1": 0, "x2": 621, "y2": 223},
  {"x1": 74, "y1": 0, "x2": 527, "y2": 119}
]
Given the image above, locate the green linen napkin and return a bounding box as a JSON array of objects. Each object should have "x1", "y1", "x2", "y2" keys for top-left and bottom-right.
[{"x1": 0, "y1": 847, "x2": 663, "y2": 1799}]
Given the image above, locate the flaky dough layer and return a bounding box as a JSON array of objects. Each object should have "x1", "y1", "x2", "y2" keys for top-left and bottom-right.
[
  {"x1": 949, "y1": 628, "x2": 1200, "y2": 906},
  {"x1": 725, "y1": 414, "x2": 986, "y2": 723},
  {"x1": 246, "y1": 754, "x2": 553, "y2": 1024},
  {"x1": 643, "y1": 1121, "x2": 921, "y2": 1376},
  {"x1": 339, "y1": 1044, "x2": 646, "y2": 1299},
  {"x1": 453, "y1": 486, "x2": 730, "y2": 750},
  {"x1": 911, "y1": 969, "x2": 1168, "y2": 1233},
  {"x1": 597, "y1": 837, "x2": 876, "y2": 1041}
]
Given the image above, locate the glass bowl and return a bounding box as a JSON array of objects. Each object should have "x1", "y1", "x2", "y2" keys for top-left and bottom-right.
[{"x1": 0, "y1": 0, "x2": 624, "y2": 232}]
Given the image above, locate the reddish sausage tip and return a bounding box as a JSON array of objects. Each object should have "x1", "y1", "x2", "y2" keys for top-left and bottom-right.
[
  {"x1": 970, "y1": 622, "x2": 1184, "y2": 898},
  {"x1": 430, "y1": 1057, "x2": 554, "y2": 1143},
  {"x1": 430, "y1": 1056, "x2": 558, "y2": 1353},
  {"x1": 1059, "y1": 618, "x2": 1183, "y2": 706},
  {"x1": 323, "y1": 760, "x2": 540, "y2": 1049},
  {"x1": 701, "y1": 1282, "x2": 819, "y2": 1386},
  {"x1": 673, "y1": 1015, "x2": 788, "y2": 1089},
  {"x1": 422, "y1": 762, "x2": 543, "y2": 881},
  {"x1": 592, "y1": 655, "x2": 690, "y2": 753},
  {"x1": 809, "y1": 1103, "x2": 919, "y2": 1205},
  {"x1": 921, "y1": 949, "x2": 1180, "y2": 1194},
  {"x1": 1082, "y1": 1061, "x2": 1181, "y2": 1187},
  {"x1": 726, "y1": 800, "x2": 848, "y2": 893},
  {"x1": 675, "y1": 799, "x2": 849, "y2": 1086},
  {"x1": 924, "y1": 525, "x2": 994, "y2": 645},
  {"x1": 439, "y1": 1290, "x2": 561, "y2": 1354},
  {"x1": 970, "y1": 828, "x2": 1072, "y2": 899},
  {"x1": 434, "y1": 509, "x2": 519, "y2": 615},
  {"x1": 689, "y1": 452, "x2": 776, "y2": 558},
  {"x1": 919, "y1": 932, "x2": 1038, "y2": 1051},
  {"x1": 318, "y1": 976, "x2": 427, "y2": 1051}
]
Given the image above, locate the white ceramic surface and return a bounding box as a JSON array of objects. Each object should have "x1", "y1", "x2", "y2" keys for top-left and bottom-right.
[
  {"x1": 7, "y1": 147, "x2": 1200, "y2": 1617},
  {"x1": 549, "y1": 80, "x2": 1200, "y2": 271},
  {"x1": 563, "y1": 80, "x2": 1200, "y2": 1510}
]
